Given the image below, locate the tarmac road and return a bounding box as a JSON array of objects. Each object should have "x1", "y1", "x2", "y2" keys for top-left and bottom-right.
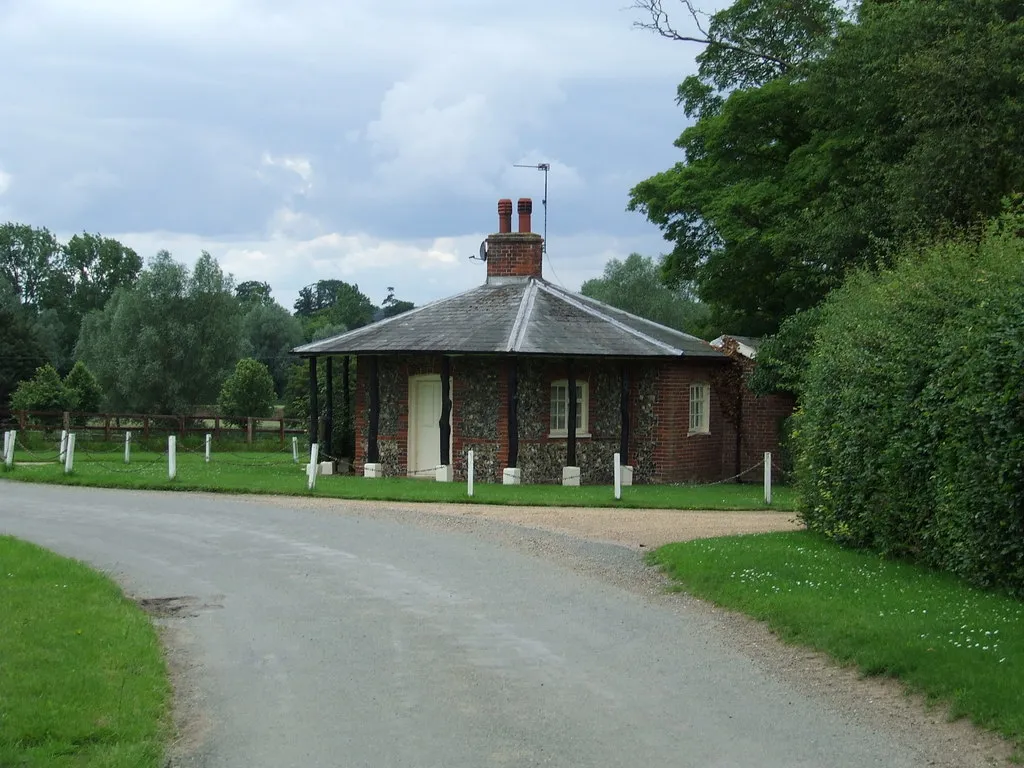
[{"x1": 0, "y1": 483, "x2": 967, "y2": 767}]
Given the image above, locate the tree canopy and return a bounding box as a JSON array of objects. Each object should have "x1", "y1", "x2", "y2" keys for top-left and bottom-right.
[
  {"x1": 580, "y1": 253, "x2": 712, "y2": 338},
  {"x1": 629, "y1": 0, "x2": 1024, "y2": 335},
  {"x1": 77, "y1": 251, "x2": 244, "y2": 414}
]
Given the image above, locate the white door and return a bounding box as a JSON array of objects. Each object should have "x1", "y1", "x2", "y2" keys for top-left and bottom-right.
[{"x1": 409, "y1": 377, "x2": 448, "y2": 477}]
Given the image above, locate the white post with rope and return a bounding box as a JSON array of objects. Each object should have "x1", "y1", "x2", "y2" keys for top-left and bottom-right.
[
  {"x1": 168, "y1": 436, "x2": 177, "y2": 480},
  {"x1": 292, "y1": 436, "x2": 299, "y2": 463},
  {"x1": 467, "y1": 450, "x2": 475, "y2": 497},
  {"x1": 764, "y1": 451, "x2": 772, "y2": 505},
  {"x1": 124, "y1": 431, "x2": 132, "y2": 464},
  {"x1": 63, "y1": 433, "x2": 75, "y2": 474},
  {"x1": 205, "y1": 433, "x2": 212, "y2": 463},
  {"x1": 59, "y1": 429, "x2": 68, "y2": 463},
  {"x1": 307, "y1": 443, "x2": 319, "y2": 490},
  {"x1": 614, "y1": 452, "x2": 622, "y2": 500}
]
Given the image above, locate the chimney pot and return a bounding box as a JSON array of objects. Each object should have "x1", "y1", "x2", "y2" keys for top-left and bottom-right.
[
  {"x1": 517, "y1": 198, "x2": 532, "y2": 233},
  {"x1": 498, "y1": 199, "x2": 513, "y2": 234}
]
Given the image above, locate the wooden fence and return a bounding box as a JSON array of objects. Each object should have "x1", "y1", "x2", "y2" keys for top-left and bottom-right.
[{"x1": 0, "y1": 410, "x2": 306, "y2": 446}]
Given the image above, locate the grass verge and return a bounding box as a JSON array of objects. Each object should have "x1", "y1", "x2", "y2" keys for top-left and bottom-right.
[
  {"x1": 0, "y1": 450, "x2": 795, "y2": 511},
  {"x1": 0, "y1": 536, "x2": 170, "y2": 767},
  {"x1": 649, "y1": 531, "x2": 1024, "y2": 751}
]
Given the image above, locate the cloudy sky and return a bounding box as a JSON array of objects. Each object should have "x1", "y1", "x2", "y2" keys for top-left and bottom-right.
[{"x1": 0, "y1": 0, "x2": 712, "y2": 310}]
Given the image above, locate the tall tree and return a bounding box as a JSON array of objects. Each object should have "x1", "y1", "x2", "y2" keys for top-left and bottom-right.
[
  {"x1": 42, "y1": 232, "x2": 142, "y2": 371},
  {"x1": 235, "y1": 280, "x2": 274, "y2": 307},
  {"x1": 628, "y1": 0, "x2": 1024, "y2": 335},
  {"x1": 379, "y1": 287, "x2": 415, "y2": 320},
  {"x1": 580, "y1": 254, "x2": 712, "y2": 338},
  {"x1": 0, "y1": 277, "x2": 47, "y2": 410},
  {"x1": 0, "y1": 223, "x2": 60, "y2": 308},
  {"x1": 294, "y1": 279, "x2": 377, "y2": 340},
  {"x1": 77, "y1": 251, "x2": 245, "y2": 413},
  {"x1": 241, "y1": 301, "x2": 304, "y2": 396}
]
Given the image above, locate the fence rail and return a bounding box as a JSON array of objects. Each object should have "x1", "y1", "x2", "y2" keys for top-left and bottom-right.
[{"x1": 0, "y1": 409, "x2": 306, "y2": 446}]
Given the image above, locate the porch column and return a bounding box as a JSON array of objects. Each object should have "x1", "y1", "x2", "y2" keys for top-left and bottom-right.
[
  {"x1": 325, "y1": 357, "x2": 334, "y2": 458},
  {"x1": 619, "y1": 364, "x2": 630, "y2": 462},
  {"x1": 367, "y1": 357, "x2": 380, "y2": 464},
  {"x1": 566, "y1": 358, "x2": 577, "y2": 468},
  {"x1": 308, "y1": 356, "x2": 318, "y2": 445},
  {"x1": 507, "y1": 359, "x2": 519, "y2": 468},
  {"x1": 439, "y1": 356, "x2": 452, "y2": 467}
]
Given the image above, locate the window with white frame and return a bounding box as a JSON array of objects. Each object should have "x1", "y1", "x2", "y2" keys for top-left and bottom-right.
[
  {"x1": 689, "y1": 382, "x2": 710, "y2": 434},
  {"x1": 550, "y1": 380, "x2": 589, "y2": 436}
]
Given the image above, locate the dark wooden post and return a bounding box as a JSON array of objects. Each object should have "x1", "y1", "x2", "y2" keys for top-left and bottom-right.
[
  {"x1": 143, "y1": 415, "x2": 149, "y2": 440},
  {"x1": 308, "y1": 356, "x2": 319, "y2": 445},
  {"x1": 507, "y1": 359, "x2": 519, "y2": 468},
  {"x1": 439, "y1": 356, "x2": 452, "y2": 466},
  {"x1": 367, "y1": 357, "x2": 380, "y2": 464},
  {"x1": 278, "y1": 417, "x2": 285, "y2": 447},
  {"x1": 325, "y1": 357, "x2": 334, "y2": 457},
  {"x1": 246, "y1": 417, "x2": 254, "y2": 444},
  {"x1": 567, "y1": 358, "x2": 577, "y2": 467},
  {"x1": 342, "y1": 356, "x2": 351, "y2": 458},
  {"x1": 104, "y1": 415, "x2": 111, "y2": 442},
  {"x1": 619, "y1": 364, "x2": 630, "y2": 464}
]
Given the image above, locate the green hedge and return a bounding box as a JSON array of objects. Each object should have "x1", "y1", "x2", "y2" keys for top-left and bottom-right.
[{"x1": 796, "y1": 213, "x2": 1024, "y2": 594}]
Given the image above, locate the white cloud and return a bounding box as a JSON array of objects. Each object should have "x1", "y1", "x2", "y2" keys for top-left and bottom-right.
[{"x1": 0, "y1": 169, "x2": 11, "y2": 195}]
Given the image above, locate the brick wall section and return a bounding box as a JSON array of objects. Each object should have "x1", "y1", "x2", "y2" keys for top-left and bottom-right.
[
  {"x1": 649, "y1": 359, "x2": 732, "y2": 483},
  {"x1": 485, "y1": 233, "x2": 544, "y2": 279}
]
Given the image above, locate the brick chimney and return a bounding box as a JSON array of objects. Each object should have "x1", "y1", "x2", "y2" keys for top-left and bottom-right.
[{"x1": 486, "y1": 198, "x2": 543, "y2": 283}]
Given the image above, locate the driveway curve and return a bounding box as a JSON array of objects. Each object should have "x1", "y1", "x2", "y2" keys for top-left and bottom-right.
[{"x1": 0, "y1": 483, "x2": 1008, "y2": 767}]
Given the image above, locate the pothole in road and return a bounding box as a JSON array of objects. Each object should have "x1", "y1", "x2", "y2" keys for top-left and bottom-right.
[{"x1": 138, "y1": 596, "x2": 207, "y2": 618}]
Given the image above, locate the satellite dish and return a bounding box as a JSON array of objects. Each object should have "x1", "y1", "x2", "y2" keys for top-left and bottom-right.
[{"x1": 470, "y1": 240, "x2": 488, "y2": 262}]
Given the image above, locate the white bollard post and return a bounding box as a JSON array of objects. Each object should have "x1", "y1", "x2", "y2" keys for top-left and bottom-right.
[
  {"x1": 59, "y1": 429, "x2": 68, "y2": 463},
  {"x1": 169, "y1": 436, "x2": 177, "y2": 480},
  {"x1": 205, "y1": 433, "x2": 212, "y2": 463},
  {"x1": 124, "y1": 431, "x2": 132, "y2": 464},
  {"x1": 467, "y1": 450, "x2": 475, "y2": 497},
  {"x1": 292, "y1": 436, "x2": 299, "y2": 463},
  {"x1": 614, "y1": 452, "x2": 622, "y2": 500},
  {"x1": 3, "y1": 431, "x2": 10, "y2": 466},
  {"x1": 764, "y1": 451, "x2": 772, "y2": 505},
  {"x1": 307, "y1": 443, "x2": 320, "y2": 490},
  {"x1": 4, "y1": 430, "x2": 14, "y2": 468},
  {"x1": 63, "y1": 433, "x2": 75, "y2": 474}
]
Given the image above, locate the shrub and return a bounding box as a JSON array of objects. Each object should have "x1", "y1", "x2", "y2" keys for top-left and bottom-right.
[
  {"x1": 9, "y1": 364, "x2": 75, "y2": 426},
  {"x1": 64, "y1": 361, "x2": 103, "y2": 412},
  {"x1": 796, "y1": 213, "x2": 1024, "y2": 594},
  {"x1": 217, "y1": 358, "x2": 275, "y2": 427}
]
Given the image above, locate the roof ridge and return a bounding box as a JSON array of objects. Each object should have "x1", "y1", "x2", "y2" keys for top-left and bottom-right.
[
  {"x1": 506, "y1": 279, "x2": 538, "y2": 352},
  {"x1": 293, "y1": 283, "x2": 485, "y2": 354},
  {"x1": 534, "y1": 282, "x2": 686, "y2": 356}
]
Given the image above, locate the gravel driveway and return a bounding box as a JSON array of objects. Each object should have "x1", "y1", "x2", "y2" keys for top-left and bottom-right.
[{"x1": 0, "y1": 483, "x2": 1012, "y2": 767}]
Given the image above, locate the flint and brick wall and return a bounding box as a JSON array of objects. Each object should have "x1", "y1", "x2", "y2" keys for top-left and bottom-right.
[{"x1": 353, "y1": 353, "x2": 758, "y2": 484}]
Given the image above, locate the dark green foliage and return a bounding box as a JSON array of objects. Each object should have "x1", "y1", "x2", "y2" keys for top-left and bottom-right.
[
  {"x1": 9, "y1": 364, "x2": 74, "y2": 424},
  {"x1": 0, "y1": 278, "x2": 47, "y2": 410},
  {"x1": 796, "y1": 214, "x2": 1024, "y2": 594},
  {"x1": 217, "y1": 358, "x2": 276, "y2": 426},
  {"x1": 76, "y1": 251, "x2": 244, "y2": 414},
  {"x1": 63, "y1": 361, "x2": 103, "y2": 413},
  {"x1": 580, "y1": 253, "x2": 713, "y2": 338},
  {"x1": 241, "y1": 302, "x2": 304, "y2": 396},
  {"x1": 747, "y1": 306, "x2": 823, "y2": 397},
  {"x1": 235, "y1": 280, "x2": 274, "y2": 307},
  {"x1": 630, "y1": 0, "x2": 1024, "y2": 335}
]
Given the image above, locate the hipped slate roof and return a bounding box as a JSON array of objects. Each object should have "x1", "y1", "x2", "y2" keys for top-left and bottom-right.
[{"x1": 293, "y1": 277, "x2": 723, "y2": 359}]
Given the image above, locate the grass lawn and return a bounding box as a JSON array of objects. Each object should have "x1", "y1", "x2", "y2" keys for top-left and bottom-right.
[
  {"x1": 0, "y1": 449, "x2": 794, "y2": 511},
  {"x1": 0, "y1": 536, "x2": 170, "y2": 767},
  {"x1": 649, "y1": 531, "x2": 1024, "y2": 752}
]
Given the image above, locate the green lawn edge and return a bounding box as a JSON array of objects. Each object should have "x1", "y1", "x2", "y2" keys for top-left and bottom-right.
[
  {"x1": 648, "y1": 531, "x2": 1024, "y2": 756},
  {"x1": 0, "y1": 456, "x2": 796, "y2": 512},
  {"x1": 0, "y1": 535, "x2": 172, "y2": 767}
]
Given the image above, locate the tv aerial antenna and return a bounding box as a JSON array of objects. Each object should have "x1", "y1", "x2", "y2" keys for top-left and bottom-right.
[{"x1": 513, "y1": 162, "x2": 550, "y2": 253}]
